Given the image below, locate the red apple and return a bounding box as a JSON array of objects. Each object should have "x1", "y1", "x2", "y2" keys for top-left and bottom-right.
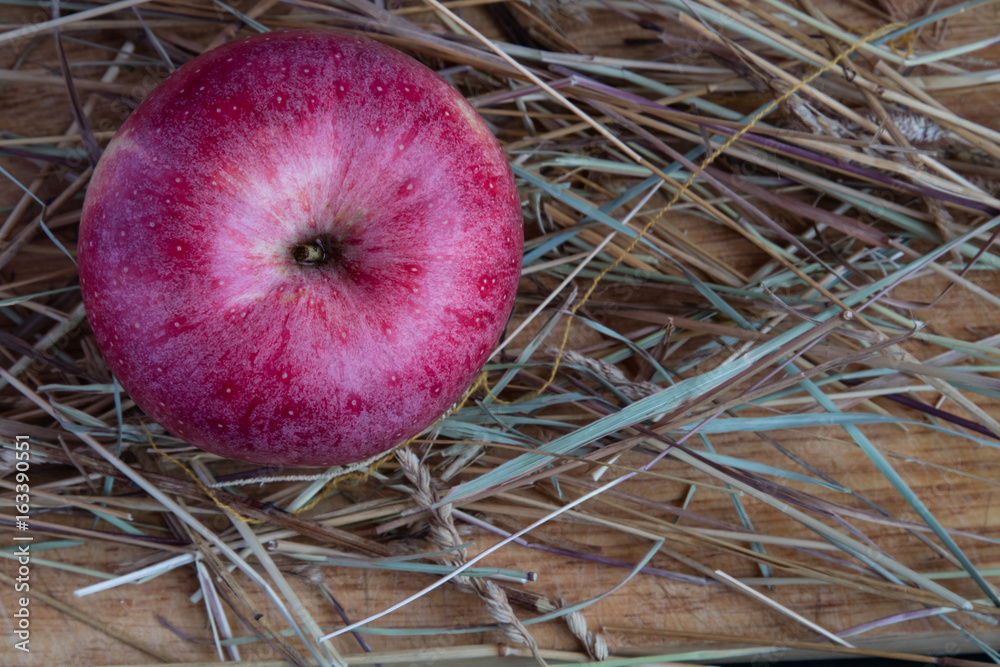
[{"x1": 78, "y1": 29, "x2": 522, "y2": 467}]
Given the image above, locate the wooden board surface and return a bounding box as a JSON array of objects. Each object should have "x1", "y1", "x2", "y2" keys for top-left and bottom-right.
[{"x1": 3, "y1": 1, "x2": 1000, "y2": 665}]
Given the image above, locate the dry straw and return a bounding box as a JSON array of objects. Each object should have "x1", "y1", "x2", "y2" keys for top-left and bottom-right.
[{"x1": 2, "y1": 0, "x2": 1000, "y2": 665}]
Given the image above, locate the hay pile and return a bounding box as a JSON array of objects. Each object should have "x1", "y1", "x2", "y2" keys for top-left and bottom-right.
[{"x1": 2, "y1": 0, "x2": 1000, "y2": 664}]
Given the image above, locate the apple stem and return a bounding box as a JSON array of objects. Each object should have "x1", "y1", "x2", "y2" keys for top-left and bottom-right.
[{"x1": 294, "y1": 239, "x2": 326, "y2": 265}]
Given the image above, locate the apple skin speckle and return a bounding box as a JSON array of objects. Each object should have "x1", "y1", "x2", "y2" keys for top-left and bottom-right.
[{"x1": 78, "y1": 30, "x2": 523, "y2": 467}]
